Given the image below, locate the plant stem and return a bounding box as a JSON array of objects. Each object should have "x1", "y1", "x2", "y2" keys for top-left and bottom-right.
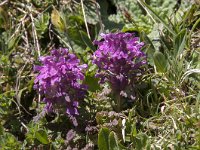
[{"x1": 116, "y1": 92, "x2": 121, "y2": 112}]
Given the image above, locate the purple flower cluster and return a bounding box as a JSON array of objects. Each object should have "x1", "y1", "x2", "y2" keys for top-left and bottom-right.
[
  {"x1": 93, "y1": 32, "x2": 146, "y2": 92},
  {"x1": 34, "y1": 48, "x2": 87, "y2": 116}
]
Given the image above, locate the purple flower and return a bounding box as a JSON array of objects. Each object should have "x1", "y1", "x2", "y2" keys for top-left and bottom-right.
[
  {"x1": 93, "y1": 32, "x2": 146, "y2": 92},
  {"x1": 34, "y1": 48, "x2": 87, "y2": 116}
]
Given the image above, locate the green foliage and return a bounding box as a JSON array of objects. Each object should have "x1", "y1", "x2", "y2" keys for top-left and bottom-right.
[
  {"x1": 35, "y1": 13, "x2": 50, "y2": 38},
  {"x1": 174, "y1": 29, "x2": 187, "y2": 58},
  {"x1": 35, "y1": 130, "x2": 49, "y2": 144},
  {"x1": 153, "y1": 51, "x2": 168, "y2": 73},
  {"x1": 98, "y1": 127, "x2": 120, "y2": 150},
  {"x1": 0, "y1": 132, "x2": 21, "y2": 149},
  {"x1": 109, "y1": 131, "x2": 120, "y2": 150},
  {"x1": 84, "y1": 73, "x2": 100, "y2": 92},
  {"x1": 98, "y1": 127, "x2": 110, "y2": 150},
  {"x1": 0, "y1": 0, "x2": 199, "y2": 149}
]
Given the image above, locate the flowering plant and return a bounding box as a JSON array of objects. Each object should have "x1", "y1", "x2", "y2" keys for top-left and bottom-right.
[
  {"x1": 93, "y1": 32, "x2": 146, "y2": 111},
  {"x1": 34, "y1": 48, "x2": 87, "y2": 117}
]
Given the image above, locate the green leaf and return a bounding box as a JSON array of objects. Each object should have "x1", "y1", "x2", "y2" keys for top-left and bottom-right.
[
  {"x1": 189, "y1": 17, "x2": 200, "y2": 46},
  {"x1": 80, "y1": 31, "x2": 96, "y2": 51},
  {"x1": 69, "y1": 15, "x2": 84, "y2": 26},
  {"x1": 97, "y1": 0, "x2": 109, "y2": 17},
  {"x1": 131, "y1": 123, "x2": 137, "y2": 137},
  {"x1": 67, "y1": 27, "x2": 86, "y2": 51},
  {"x1": 140, "y1": 31, "x2": 155, "y2": 65},
  {"x1": 84, "y1": 1, "x2": 99, "y2": 24},
  {"x1": 35, "y1": 13, "x2": 50, "y2": 37},
  {"x1": 84, "y1": 74, "x2": 100, "y2": 92},
  {"x1": 137, "y1": 0, "x2": 176, "y2": 36},
  {"x1": 96, "y1": 0, "x2": 124, "y2": 30},
  {"x1": 109, "y1": 131, "x2": 120, "y2": 150},
  {"x1": 35, "y1": 130, "x2": 49, "y2": 144},
  {"x1": 153, "y1": 51, "x2": 168, "y2": 73},
  {"x1": 174, "y1": 29, "x2": 187, "y2": 58},
  {"x1": 134, "y1": 133, "x2": 148, "y2": 149},
  {"x1": 118, "y1": 142, "x2": 128, "y2": 150},
  {"x1": 98, "y1": 127, "x2": 110, "y2": 150}
]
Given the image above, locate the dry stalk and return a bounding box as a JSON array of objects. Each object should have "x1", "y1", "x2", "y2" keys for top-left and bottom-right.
[{"x1": 81, "y1": 0, "x2": 91, "y2": 39}]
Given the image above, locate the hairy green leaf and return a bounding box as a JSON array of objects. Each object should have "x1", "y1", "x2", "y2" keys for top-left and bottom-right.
[
  {"x1": 98, "y1": 127, "x2": 110, "y2": 150},
  {"x1": 35, "y1": 130, "x2": 49, "y2": 144},
  {"x1": 109, "y1": 131, "x2": 120, "y2": 150},
  {"x1": 153, "y1": 51, "x2": 168, "y2": 73}
]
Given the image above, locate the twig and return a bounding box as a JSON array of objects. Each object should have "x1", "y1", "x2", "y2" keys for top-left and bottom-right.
[
  {"x1": 21, "y1": 14, "x2": 30, "y2": 52},
  {"x1": 0, "y1": 0, "x2": 9, "y2": 6},
  {"x1": 20, "y1": 120, "x2": 29, "y2": 132},
  {"x1": 28, "y1": 4, "x2": 41, "y2": 108},
  {"x1": 29, "y1": 8, "x2": 41, "y2": 57},
  {"x1": 81, "y1": 0, "x2": 91, "y2": 39},
  {"x1": 15, "y1": 62, "x2": 32, "y2": 116}
]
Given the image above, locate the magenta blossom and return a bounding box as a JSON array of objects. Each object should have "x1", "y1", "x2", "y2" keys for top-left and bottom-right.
[
  {"x1": 34, "y1": 48, "x2": 87, "y2": 116},
  {"x1": 93, "y1": 32, "x2": 146, "y2": 92}
]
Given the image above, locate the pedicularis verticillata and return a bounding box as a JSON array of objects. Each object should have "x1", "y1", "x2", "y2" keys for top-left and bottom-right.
[
  {"x1": 93, "y1": 32, "x2": 147, "y2": 111},
  {"x1": 34, "y1": 48, "x2": 87, "y2": 119}
]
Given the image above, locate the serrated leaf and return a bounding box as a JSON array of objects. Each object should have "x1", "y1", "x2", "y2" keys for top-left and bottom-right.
[
  {"x1": 153, "y1": 51, "x2": 168, "y2": 73},
  {"x1": 35, "y1": 130, "x2": 49, "y2": 144},
  {"x1": 109, "y1": 131, "x2": 120, "y2": 150},
  {"x1": 98, "y1": 127, "x2": 110, "y2": 150}
]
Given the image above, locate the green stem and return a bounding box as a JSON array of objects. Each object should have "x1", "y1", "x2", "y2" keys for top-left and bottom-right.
[{"x1": 116, "y1": 93, "x2": 121, "y2": 112}]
